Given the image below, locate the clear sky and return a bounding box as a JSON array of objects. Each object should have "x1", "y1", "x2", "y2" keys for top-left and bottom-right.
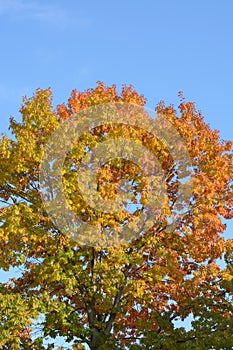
[
  {"x1": 0, "y1": 0, "x2": 233, "y2": 139},
  {"x1": 0, "y1": 0, "x2": 232, "y2": 345}
]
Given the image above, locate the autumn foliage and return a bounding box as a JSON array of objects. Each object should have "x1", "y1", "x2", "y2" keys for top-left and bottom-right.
[{"x1": 0, "y1": 82, "x2": 233, "y2": 349}]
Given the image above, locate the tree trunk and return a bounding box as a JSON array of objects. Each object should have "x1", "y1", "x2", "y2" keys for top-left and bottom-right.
[{"x1": 89, "y1": 328, "x2": 103, "y2": 350}]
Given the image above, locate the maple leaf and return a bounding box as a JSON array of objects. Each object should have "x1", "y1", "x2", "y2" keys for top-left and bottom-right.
[{"x1": 0, "y1": 83, "x2": 232, "y2": 349}]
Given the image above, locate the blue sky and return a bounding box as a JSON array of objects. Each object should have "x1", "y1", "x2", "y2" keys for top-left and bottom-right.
[
  {"x1": 0, "y1": 0, "x2": 232, "y2": 346},
  {"x1": 0, "y1": 0, "x2": 233, "y2": 139}
]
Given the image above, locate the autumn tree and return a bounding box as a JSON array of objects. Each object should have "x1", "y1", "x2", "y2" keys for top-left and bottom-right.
[{"x1": 0, "y1": 82, "x2": 232, "y2": 349}]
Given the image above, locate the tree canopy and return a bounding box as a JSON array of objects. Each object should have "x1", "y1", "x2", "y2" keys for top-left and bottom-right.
[{"x1": 0, "y1": 82, "x2": 232, "y2": 349}]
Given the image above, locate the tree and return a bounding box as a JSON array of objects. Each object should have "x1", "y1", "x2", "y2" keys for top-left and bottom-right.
[{"x1": 0, "y1": 82, "x2": 232, "y2": 349}]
